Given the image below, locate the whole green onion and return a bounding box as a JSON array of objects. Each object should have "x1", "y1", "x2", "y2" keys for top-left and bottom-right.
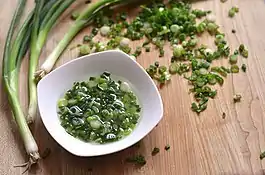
[
  {"x1": 36, "y1": 0, "x2": 137, "y2": 80},
  {"x1": 2, "y1": 0, "x2": 40, "y2": 168},
  {"x1": 28, "y1": 0, "x2": 76, "y2": 123}
]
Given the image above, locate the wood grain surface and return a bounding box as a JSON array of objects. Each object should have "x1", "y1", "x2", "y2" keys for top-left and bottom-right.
[{"x1": 1, "y1": 0, "x2": 265, "y2": 174}]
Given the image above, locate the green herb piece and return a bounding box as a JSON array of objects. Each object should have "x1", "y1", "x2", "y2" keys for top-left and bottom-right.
[
  {"x1": 83, "y1": 35, "x2": 91, "y2": 43},
  {"x1": 126, "y1": 155, "x2": 146, "y2": 166},
  {"x1": 158, "y1": 66, "x2": 167, "y2": 74},
  {"x1": 229, "y1": 54, "x2": 238, "y2": 64},
  {"x1": 170, "y1": 24, "x2": 180, "y2": 33},
  {"x1": 191, "y1": 102, "x2": 207, "y2": 114},
  {"x1": 192, "y1": 9, "x2": 210, "y2": 18},
  {"x1": 239, "y1": 44, "x2": 248, "y2": 58},
  {"x1": 120, "y1": 46, "x2": 131, "y2": 54},
  {"x1": 220, "y1": 0, "x2": 228, "y2": 3},
  {"x1": 144, "y1": 46, "x2": 151, "y2": 52},
  {"x1": 173, "y1": 45, "x2": 185, "y2": 58},
  {"x1": 228, "y1": 7, "x2": 239, "y2": 18},
  {"x1": 211, "y1": 67, "x2": 227, "y2": 77},
  {"x1": 233, "y1": 94, "x2": 242, "y2": 103},
  {"x1": 241, "y1": 64, "x2": 247, "y2": 72},
  {"x1": 260, "y1": 151, "x2": 265, "y2": 160},
  {"x1": 58, "y1": 98, "x2": 68, "y2": 107},
  {"x1": 100, "y1": 25, "x2": 111, "y2": 36},
  {"x1": 91, "y1": 28, "x2": 99, "y2": 35},
  {"x1": 133, "y1": 46, "x2": 142, "y2": 58},
  {"x1": 177, "y1": 63, "x2": 190, "y2": 75},
  {"x1": 215, "y1": 34, "x2": 225, "y2": 45},
  {"x1": 154, "y1": 61, "x2": 159, "y2": 67},
  {"x1": 213, "y1": 73, "x2": 224, "y2": 85},
  {"x1": 169, "y1": 62, "x2": 179, "y2": 74},
  {"x1": 142, "y1": 40, "x2": 150, "y2": 47},
  {"x1": 71, "y1": 11, "x2": 79, "y2": 20},
  {"x1": 152, "y1": 147, "x2": 160, "y2": 156},
  {"x1": 207, "y1": 22, "x2": 219, "y2": 35},
  {"x1": 231, "y1": 65, "x2": 239, "y2": 73},
  {"x1": 158, "y1": 72, "x2": 171, "y2": 84},
  {"x1": 165, "y1": 144, "x2": 170, "y2": 151},
  {"x1": 79, "y1": 45, "x2": 90, "y2": 55},
  {"x1": 197, "y1": 22, "x2": 207, "y2": 33},
  {"x1": 221, "y1": 66, "x2": 231, "y2": 73},
  {"x1": 159, "y1": 48, "x2": 165, "y2": 57},
  {"x1": 120, "y1": 37, "x2": 130, "y2": 47}
]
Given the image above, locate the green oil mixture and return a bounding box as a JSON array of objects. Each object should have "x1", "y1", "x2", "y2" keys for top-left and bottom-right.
[{"x1": 57, "y1": 72, "x2": 141, "y2": 144}]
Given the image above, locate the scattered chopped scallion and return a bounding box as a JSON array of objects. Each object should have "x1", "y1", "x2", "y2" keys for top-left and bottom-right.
[
  {"x1": 231, "y1": 65, "x2": 239, "y2": 73},
  {"x1": 165, "y1": 144, "x2": 170, "y2": 151},
  {"x1": 152, "y1": 147, "x2": 160, "y2": 156},
  {"x1": 241, "y1": 64, "x2": 247, "y2": 72},
  {"x1": 233, "y1": 94, "x2": 242, "y2": 103},
  {"x1": 126, "y1": 155, "x2": 146, "y2": 166}
]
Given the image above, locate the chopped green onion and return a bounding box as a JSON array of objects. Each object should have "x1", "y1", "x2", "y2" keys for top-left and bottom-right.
[
  {"x1": 100, "y1": 25, "x2": 111, "y2": 36},
  {"x1": 231, "y1": 65, "x2": 239, "y2": 73},
  {"x1": 165, "y1": 144, "x2": 170, "y2": 151},
  {"x1": 207, "y1": 22, "x2": 219, "y2": 35},
  {"x1": 126, "y1": 155, "x2": 146, "y2": 166},
  {"x1": 158, "y1": 66, "x2": 167, "y2": 74},
  {"x1": 241, "y1": 64, "x2": 247, "y2": 72},
  {"x1": 229, "y1": 54, "x2": 238, "y2": 64},
  {"x1": 170, "y1": 24, "x2": 180, "y2": 33},
  {"x1": 144, "y1": 46, "x2": 151, "y2": 52},
  {"x1": 169, "y1": 62, "x2": 179, "y2": 74},
  {"x1": 79, "y1": 45, "x2": 90, "y2": 55},
  {"x1": 228, "y1": 7, "x2": 239, "y2": 18},
  {"x1": 58, "y1": 98, "x2": 68, "y2": 107},
  {"x1": 260, "y1": 151, "x2": 265, "y2": 160},
  {"x1": 120, "y1": 37, "x2": 130, "y2": 47},
  {"x1": 71, "y1": 11, "x2": 80, "y2": 20},
  {"x1": 152, "y1": 147, "x2": 160, "y2": 156},
  {"x1": 239, "y1": 44, "x2": 248, "y2": 58},
  {"x1": 233, "y1": 94, "x2": 242, "y2": 103},
  {"x1": 206, "y1": 14, "x2": 216, "y2": 22},
  {"x1": 199, "y1": 68, "x2": 208, "y2": 75},
  {"x1": 173, "y1": 45, "x2": 185, "y2": 58},
  {"x1": 154, "y1": 61, "x2": 159, "y2": 67},
  {"x1": 83, "y1": 35, "x2": 91, "y2": 42}
]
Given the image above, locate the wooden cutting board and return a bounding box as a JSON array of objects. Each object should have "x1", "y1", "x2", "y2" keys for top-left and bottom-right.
[{"x1": 1, "y1": 0, "x2": 265, "y2": 174}]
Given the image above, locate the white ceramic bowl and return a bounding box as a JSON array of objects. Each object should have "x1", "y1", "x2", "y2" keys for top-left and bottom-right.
[{"x1": 37, "y1": 50, "x2": 163, "y2": 157}]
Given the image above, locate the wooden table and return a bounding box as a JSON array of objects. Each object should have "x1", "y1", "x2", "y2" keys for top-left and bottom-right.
[{"x1": 1, "y1": 0, "x2": 265, "y2": 174}]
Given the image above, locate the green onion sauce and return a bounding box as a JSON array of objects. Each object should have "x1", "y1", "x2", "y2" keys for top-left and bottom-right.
[{"x1": 57, "y1": 72, "x2": 141, "y2": 144}]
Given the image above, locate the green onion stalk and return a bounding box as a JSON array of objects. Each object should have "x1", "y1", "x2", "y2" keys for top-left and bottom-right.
[
  {"x1": 35, "y1": 0, "x2": 128, "y2": 79},
  {"x1": 2, "y1": 0, "x2": 40, "y2": 168},
  {"x1": 28, "y1": 0, "x2": 75, "y2": 123}
]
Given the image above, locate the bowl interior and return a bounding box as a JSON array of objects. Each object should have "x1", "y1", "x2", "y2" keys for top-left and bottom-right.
[{"x1": 37, "y1": 50, "x2": 163, "y2": 156}]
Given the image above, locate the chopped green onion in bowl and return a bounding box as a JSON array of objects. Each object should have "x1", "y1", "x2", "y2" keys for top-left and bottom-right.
[{"x1": 57, "y1": 72, "x2": 141, "y2": 144}]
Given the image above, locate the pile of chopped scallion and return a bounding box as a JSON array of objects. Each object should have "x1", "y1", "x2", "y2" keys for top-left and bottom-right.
[{"x1": 75, "y1": 1, "x2": 248, "y2": 114}]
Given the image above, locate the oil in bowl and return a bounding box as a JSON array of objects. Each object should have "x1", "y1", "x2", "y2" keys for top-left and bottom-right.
[{"x1": 57, "y1": 71, "x2": 141, "y2": 144}]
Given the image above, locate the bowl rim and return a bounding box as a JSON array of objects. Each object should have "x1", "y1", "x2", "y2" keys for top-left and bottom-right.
[{"x1": 37, "y1": 50, "x2": 164, "y2": 157}]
